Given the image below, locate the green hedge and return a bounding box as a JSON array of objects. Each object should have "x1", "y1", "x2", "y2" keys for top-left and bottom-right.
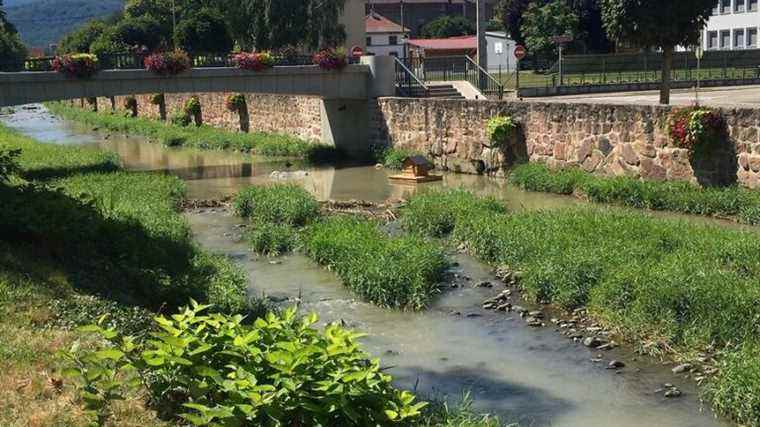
[{"x1": 510, "y1": 163, "x2": 760, "y2": 225}]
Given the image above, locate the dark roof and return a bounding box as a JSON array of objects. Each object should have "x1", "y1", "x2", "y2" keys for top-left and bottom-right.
[
  {"x1": 366, "y1": 11, "x2": 410, "y2": 33},
  {"x1": 405, "y1": 155, "x2": 433, "y2": 166}
]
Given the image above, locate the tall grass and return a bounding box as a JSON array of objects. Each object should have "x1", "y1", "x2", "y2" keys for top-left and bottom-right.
[
  {"x1": 234, "y1": 184, "x2": 320, "y2": 225},
  {"x1": 0, "y1": 124, "x2": 249, "y2": 314},
  {"x1": 301, "y1": 216, "x2": 449, "y2": 310},
  {"x1": 46, "y1": 102, "x2": 341, "y2": 162},
  {"x1": 510, "y1": 163, "x2": 760, "y2": 225},
  {"x1": 401, "y1": 189, "x2": 760, "y2": 424}
]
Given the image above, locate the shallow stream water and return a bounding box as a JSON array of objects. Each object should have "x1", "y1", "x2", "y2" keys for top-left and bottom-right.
[{"x1": 2, "y1": 105, "x2": 734, "y2": 426}]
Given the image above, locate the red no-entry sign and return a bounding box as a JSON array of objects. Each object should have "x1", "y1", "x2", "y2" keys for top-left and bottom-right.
[
  {"x1": 514, "y1": 45, "x2": 527, "y2": 60},
  {"x1": 351, "y1": 46, "x2": 364, "y2": 58}
]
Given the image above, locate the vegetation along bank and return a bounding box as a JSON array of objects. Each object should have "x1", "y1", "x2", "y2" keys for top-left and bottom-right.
[
  {"x1": 400, "y1": 189, "x2": 760, "y2": 426},
  {"x1": 46, "y1": 101, "x2": 340, "y2": 163},
  {"x1": 0, "y1": 127, "x2": 503, "y2": 425}
]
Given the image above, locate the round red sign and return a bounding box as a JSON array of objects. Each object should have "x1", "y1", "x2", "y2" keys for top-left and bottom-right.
[
  {"x1": 514, "y1": 45, "x2": 527, "y2": 60},
  {"x1": 351, "y1": 46, "x2": 364, "y2": 58}
]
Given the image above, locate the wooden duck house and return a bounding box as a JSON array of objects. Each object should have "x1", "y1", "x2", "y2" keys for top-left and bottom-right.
[{"x1": 389, "y1": 155, "x2": 443, "y2": 183}]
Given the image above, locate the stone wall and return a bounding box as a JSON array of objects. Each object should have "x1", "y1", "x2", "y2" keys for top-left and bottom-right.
[
  {"x1": 371, "y1": 98, "x2": 760, "y2": 188},
  {"x1": 97, "y1": 93, "x2": 323, "y2": 142}
]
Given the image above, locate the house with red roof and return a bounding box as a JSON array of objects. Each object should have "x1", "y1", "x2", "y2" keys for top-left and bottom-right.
[
  {"x1": 366, "y1": 11, "x2": 410, "y2": 58},
  {"x1": 407, "y1": 35, "x2": 477, "y2": 59}
]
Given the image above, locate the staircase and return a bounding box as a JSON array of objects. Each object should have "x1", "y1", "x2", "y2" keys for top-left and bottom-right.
[{"x1": 409, "y1": 83, "x2": 466, "y2": 99}]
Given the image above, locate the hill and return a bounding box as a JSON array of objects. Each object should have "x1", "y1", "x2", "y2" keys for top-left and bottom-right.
[{"x1": 5, "y1": 0, "x2": 124, "y2": 48}]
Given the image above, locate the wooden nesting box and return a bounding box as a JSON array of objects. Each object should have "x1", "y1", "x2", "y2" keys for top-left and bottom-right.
[{"x1": 389, "y1": 155, "x2": 442, "y2": 183}]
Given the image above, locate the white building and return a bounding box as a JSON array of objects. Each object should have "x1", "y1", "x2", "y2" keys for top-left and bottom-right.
[
  {"x1": 703, "y1": 0, "x2": 760, "y2": 50},
  {"x1": 365, "y1": 11, "x2": 410, "y2": 58}
]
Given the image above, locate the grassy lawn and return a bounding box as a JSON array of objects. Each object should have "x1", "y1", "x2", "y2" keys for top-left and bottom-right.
[
  {"x1": 401, "y1": 189, "x2": 760, "y2": 426},
  {"x1": 46, "y1": 102, "x2": 341, "y2": 162}
]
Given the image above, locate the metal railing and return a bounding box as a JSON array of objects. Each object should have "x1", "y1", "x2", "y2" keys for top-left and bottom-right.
[
  {"x1": 464, "y1": 56, "x2": 504, "y2": 99},
  {"x1": 394, "y1": 56, "x2": 429, "y2": 97}
]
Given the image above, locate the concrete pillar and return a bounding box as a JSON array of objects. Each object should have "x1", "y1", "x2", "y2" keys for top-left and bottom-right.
[
  {"x1": 341, "y1": 0, "x2": 367, "y2": 51},
  {"x1": 361, "y1": 55, "x2": 396, "y2": 98},
  {"x1": 320, "y1": 99, "x2": 369, "y2": 159},
  {"x1": 477, "y1": 0, "x2": 488, "y2": 71}
]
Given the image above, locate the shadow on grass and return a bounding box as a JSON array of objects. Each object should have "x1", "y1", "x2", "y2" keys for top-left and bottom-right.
[
  {"x1": 0, "y1": 182, "x2": 204, "y2": 311},
  {"x1": 22, "y1": 162, "x2": 121, "y2": 182}
]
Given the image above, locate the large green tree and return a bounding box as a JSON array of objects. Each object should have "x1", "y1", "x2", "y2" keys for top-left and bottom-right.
[
  {"x1": 250, "y1": 0, "x2": 347, "y2": 51},
  {"x1": 496, "y1": 0, "x2": 530, "y2": 45},
  {"x1": 0, "y1": 0, "x2": 26, "y2": 70},
  {"x1": 419, "y1": 15, "x2": 475, "y2": 38},
  {"x1": 600, "y1": 0, "x2": 714, "y2": 104},
  {"x1": 521, "y1": 0, "x2": 579, "y2": 59},
  {"x1": 174, "y1": 7, "x2": 233, "y2": 53}
]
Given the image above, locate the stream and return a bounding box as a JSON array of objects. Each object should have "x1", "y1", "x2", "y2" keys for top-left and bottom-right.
[{"x1": 2, "y1": 105, "x2": 733, "y2": 426}]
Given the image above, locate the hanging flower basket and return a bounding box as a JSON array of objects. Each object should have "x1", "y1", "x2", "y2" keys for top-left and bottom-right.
[
  {"x1": 144, "y1": 50, "x2": 192, "y2": 76},
  {"x1": 312, "y1": 48, "x2": 347, "y2": 71},
  {"x1": 52, "y1": 53, "x2": 99, "y2": 79},
  {"x1": 232, "y1": 52, "x2": 276, "y2": 71}
]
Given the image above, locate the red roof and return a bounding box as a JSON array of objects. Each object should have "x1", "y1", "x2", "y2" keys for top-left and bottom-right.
[
  {"x1": 407, "y1": 36, "x2": 477, "y2": 51},
  {"x1": 366, "y1": 11, "x2": 409, "y2": 33}
]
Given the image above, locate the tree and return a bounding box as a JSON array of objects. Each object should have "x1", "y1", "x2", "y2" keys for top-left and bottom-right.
[
  {"x1": 495, "y1": 0, "x2": 530, "y2": 45},
  {"x1": 0, "y1": 0, "x2": 26, "y2": 70},
  {"x1": 113, "y1": 16, "x2": 164, "y2": 50},
  {"x1": 567, "y1": 0, "x2": 612, "y2": 53},
  {"x1": 58, "y1": 20, "x2": 109, "y2": 53},
  {"x1": 419, "y1": 15, "x2": 475, "y2": 38},
  {"x1": 250, "y1": 0, "x2": 346, "y2": 51},
  {"x1": 521, "y1": 0, "x2": 579, "y2": 59},
  {"x1": 174, "y1": 8, "x2": 233, "y2": 53},
  {"x1": 600, "y1": 0, "x2": 714, "y2": 104}
]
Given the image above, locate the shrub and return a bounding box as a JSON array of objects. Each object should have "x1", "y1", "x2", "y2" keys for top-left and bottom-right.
[
  {"x1": 313, "y1": 48, "x2": 347, "y2": 70},
  {"x1": 375, "y1": 146, "x2": 422, "y2": 170},
  {"x1": 123, "y1": 96, "x2": 137, "y2": 110},
  {"x1": 245, "y1": 221, "x2": 297, "y2": 256},
  {"x1": 144, "y1": 50, "x2": 191, "y2": 76},
  {"x1": 149, "y1": 93, "x2": 164, "y2": 105},
  {"x1": 486, "y1": 115, "x2": 517, "y2": 147},
  {"x1": 666, "y1": 107, "x2": 726, "y2": 156},
  {"x1": 233, "y1": 184, "x2": 320, "y2": 225},
  {"x1": 301, "y1": 216, "x2": 449, "y2": 310},
  {"x1": 0, "y1": 146, "x2": 20, "y2": 182},
  {"x1": 169, "y1": 109, "x2": 192, "y2": 127},
  {"x1": 706, "y1": 344, "x2": 760, "y2": 426},
  {"x1": 61, "y1": 303, "x2": 427, "y2": 425},
  {"x1": 51, "y1": 53, "x2": 99, "y2": 78},
  {"x1": 232, "y1": 51, "x2": 275, "y2": 71},
  {"x1": 183, "y1": 96, "x2": 201, "y2": 117},
  {"x1": 225, "y1": 93, "x2": 246, "y2": 112}
]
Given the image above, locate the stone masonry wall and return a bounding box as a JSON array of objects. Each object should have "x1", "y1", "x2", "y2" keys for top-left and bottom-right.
[
  {"x1": 97, "y1": 93, "x2": 323, "y2": 142},
  {"x1": 371, "y1": 98, "x2": 760, "y2": 188}
]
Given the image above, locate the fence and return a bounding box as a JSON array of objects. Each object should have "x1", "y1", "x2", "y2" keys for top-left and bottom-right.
[
  {"x1": 516, "y1": 49, "x2": 760, "y2": 90},
  {"x1": 397, "y1": 56, "x2": 504, "y2": 99}
]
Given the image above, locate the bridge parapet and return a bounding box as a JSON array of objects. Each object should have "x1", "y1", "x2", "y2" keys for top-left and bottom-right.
[{"x1": 0, "y1": 65, "x2": 370, "y2": 107}]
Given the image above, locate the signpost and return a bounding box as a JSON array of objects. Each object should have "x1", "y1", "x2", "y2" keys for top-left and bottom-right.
[
  {"x1": 551, "y1": 35, "x2": 573, "y2": 86},
  {"x1": 514, "y1": 45, "x2": 527, "y2": 95},
  {"x1": 351, "y1": 46, "x2": 364, "y2": 59},
  {"x1": 695, "y1": 46, "x2": 704, "y2": 105}
]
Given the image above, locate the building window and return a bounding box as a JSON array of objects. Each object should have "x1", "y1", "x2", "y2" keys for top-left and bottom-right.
[
  {"x1": 749, "y1": 28, "x2": 758, "y2": 47},
  {"x1": 389, "y1": 35, "x2": 398, "y2": 45},
  {"x1": 737, "y1": 0, "x2": 746, "y2": 12},
  {"x1": 708, "y1": 31, "x2": 719, "y2": 49},
  {"x1": 735, "y1": 29, "x2": 746, "y2": 48},
  {"x1": 751, "y1": 0, "x2": 759, "y2": 11},
  {"x1": 721, "y1": 30, "x2": 731, "y2": 48},
  {"x1": 721, "y1": 0, "x2": 732, "y2": 13},
  {"x1": 366, "y1": 37, "x2": 372, "y2": 46}
]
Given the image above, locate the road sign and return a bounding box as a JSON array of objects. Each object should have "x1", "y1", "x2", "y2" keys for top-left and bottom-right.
[
  {"x1": 350, "y1": 46, "x2": 364, "y2": 58},
  {"x1": 695, "y1": 46, "x2": 704, "y2": 60},
  {"x1": 551, "y1": 35, "x2": 573, "y2": 44},
  {"x1": 514, "y1": 45, "x2": 527, "y2": 60}
]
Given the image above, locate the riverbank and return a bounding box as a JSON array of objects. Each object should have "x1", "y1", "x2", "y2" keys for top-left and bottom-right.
[
  {"x1": 510, "y1": 163, "x2": 760, "y2": 225},
  {"x1": 401, "y1": 190, "x2": 760, "y2": 426},
  {"x1": 46, "y1": 102, "x2": 341, "y2": 162}
]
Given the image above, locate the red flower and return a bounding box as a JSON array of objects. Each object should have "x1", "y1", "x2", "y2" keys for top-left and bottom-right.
[{"x1": 144, "y1": 51, "x2": 191, "y2": 76}]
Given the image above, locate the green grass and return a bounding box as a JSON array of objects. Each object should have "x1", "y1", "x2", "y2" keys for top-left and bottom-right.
[
  {"x1": 400, "y1": 189, "x2": 506, "y2": 238},
  {"x1": 401, "y1": 189, "x2": 760, "y2": 424},
  {"x1": 0, "y1": 124, "x2": 249, "y2": 314},
  {"x1": 375, "y1": 146, "x2": 424, "y2": 170},
  {"x1": 706, "y1": 344, "x2": 760, "y2": 426},
  {"x1": 301, "y1": 216, "x2": 449, "y2": 310},
  {"x1": 245, "y1": 221, "x2": 298, "y2": 256},
  {"x1": 510, "y1": 163, "x2": 760, "y2": 225},
  {"x1": 46, "y1": 102, "x2": 342, "y2": 162},
  {"x1": 234, "y1": 184, "x2": 320, "y2": 226}
]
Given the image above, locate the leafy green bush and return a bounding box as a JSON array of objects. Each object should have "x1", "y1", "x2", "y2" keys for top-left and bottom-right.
[
  {"x1": 510, "y1": 163, "x2": 760, "y2": 224},
  {"x1": 486, "y1": 116, "x2": 517, "y2": 147},
  {"x1": 706, "y1": 344, "x2": 760, "y2": 426},
  {"x1": 301, "y1": 216, "x2": 449, "y2": 310},
  {"x1": 61, "y1": 303, "x2": 427, "y2": 425},
  {"x1": 46, "y1": 102, "x2": 334, "y2": 160},
  {"x1": 245, "y1": 221, "x2": 297, "y2": 256},
  {"x1": 233, "y1": 184, "x2": 320, "y2": 226}
]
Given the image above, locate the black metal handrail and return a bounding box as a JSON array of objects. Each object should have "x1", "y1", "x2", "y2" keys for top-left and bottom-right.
[
  {"x1": 464, "y1": 56, "x2": 504, "y2": 100},
  {"x1": 394, "y1": 56, "x2": 429, "y2": 97}
]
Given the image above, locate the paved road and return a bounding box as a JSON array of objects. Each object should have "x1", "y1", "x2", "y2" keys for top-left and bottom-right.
[{"x1": 533, "y1": 85, "x2": 760, "y2": 107}]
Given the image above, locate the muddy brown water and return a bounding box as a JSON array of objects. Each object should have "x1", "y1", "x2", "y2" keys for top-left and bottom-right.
[{"x1": 3, "y1": 105, "x2": 733, "y2": 426}]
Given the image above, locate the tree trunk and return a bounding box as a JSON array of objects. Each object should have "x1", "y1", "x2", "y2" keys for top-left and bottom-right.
[{"x1": 660, "y1": 45, "x2": 674, "y2": 105}]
